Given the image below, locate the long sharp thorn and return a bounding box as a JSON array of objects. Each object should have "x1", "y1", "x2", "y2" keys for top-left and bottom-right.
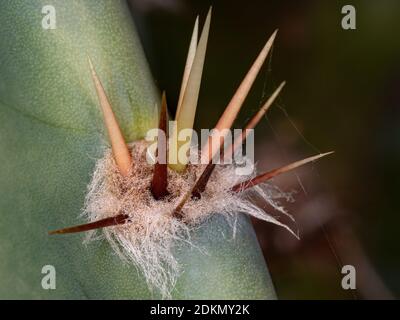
[
  {"x1": 202, "y1": 30, "x2": 278, "y2": 163},
  {"x1": 215, "y1": 30, "x2": 278, "y2": 131},
  {"x1": 194, "y1": 83, "x2": 285, "y2": 198},
  {"x1": 151, "y1": 92, "x2": 169, "y2": 200},
  {"x1": 169, "y1": 7, "x2": 212, "y2": 172},
  {"x1": 88, "y1": 57, "x2": 132, "y2": 176},
  {"x1": 232, "y1": 152, "x2": 334, "y2": 192},
  {"x1": 48, "y1": 214, "x2": 130, "y2": 235},
  {"x1": 226, "y1": 81, "x2": 285, "y2": 157},
  {"x1": 176, "y1": 16, "x2": 199, "y2": 120}
]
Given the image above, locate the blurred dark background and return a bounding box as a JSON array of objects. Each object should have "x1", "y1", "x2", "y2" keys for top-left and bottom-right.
[{"x1": 128, "y1": 0, "x2": 400, "y2": 299}]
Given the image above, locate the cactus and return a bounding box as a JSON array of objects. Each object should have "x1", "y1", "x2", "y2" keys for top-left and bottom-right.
[
  {"x1": 0, "y1": 0, "x2": 332, "y2": 299},
  {"x1": 0, "y1": 0, "x2": 277, "y2": 299}
]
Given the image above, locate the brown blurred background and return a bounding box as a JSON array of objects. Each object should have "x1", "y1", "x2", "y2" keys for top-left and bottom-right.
[{"x1": 128, "y1": 0, "x2": 400, "y2": 299}]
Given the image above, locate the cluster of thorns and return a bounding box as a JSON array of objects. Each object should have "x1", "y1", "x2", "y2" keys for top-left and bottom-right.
[{"x1": 49, "y1": 8, "x2": 331, "y2": 236}]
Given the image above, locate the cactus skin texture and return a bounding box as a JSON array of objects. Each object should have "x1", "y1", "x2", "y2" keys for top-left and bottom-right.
[{"x1": 0, "y1": 0, "x2": 276, "y2": 299}]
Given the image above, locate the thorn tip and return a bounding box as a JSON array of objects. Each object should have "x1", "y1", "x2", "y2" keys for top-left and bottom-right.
[
  {"x1": 49, "y1": 214, "x2": 130, "y2": 235},
  {"x1": 202, "y1": 29, "x2": 278, "y2": 162},
  {"x1": 232, "y1": 151, "x2": 334, "y2": 192}
]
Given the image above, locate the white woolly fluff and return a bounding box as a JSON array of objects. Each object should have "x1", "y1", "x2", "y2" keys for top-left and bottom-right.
[{"x1": 82, "y1": 141, "x2": 296, "y2": 299}]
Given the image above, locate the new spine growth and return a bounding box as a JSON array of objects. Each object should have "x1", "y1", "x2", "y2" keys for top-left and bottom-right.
[{"x1": 168, "y1": 8, "x2": 211, "y2": 172}]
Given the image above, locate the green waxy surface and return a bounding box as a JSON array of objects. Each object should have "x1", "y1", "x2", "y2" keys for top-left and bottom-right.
[{"x1": 0, "y1": 0, "x2": 276, "y2": 299}]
